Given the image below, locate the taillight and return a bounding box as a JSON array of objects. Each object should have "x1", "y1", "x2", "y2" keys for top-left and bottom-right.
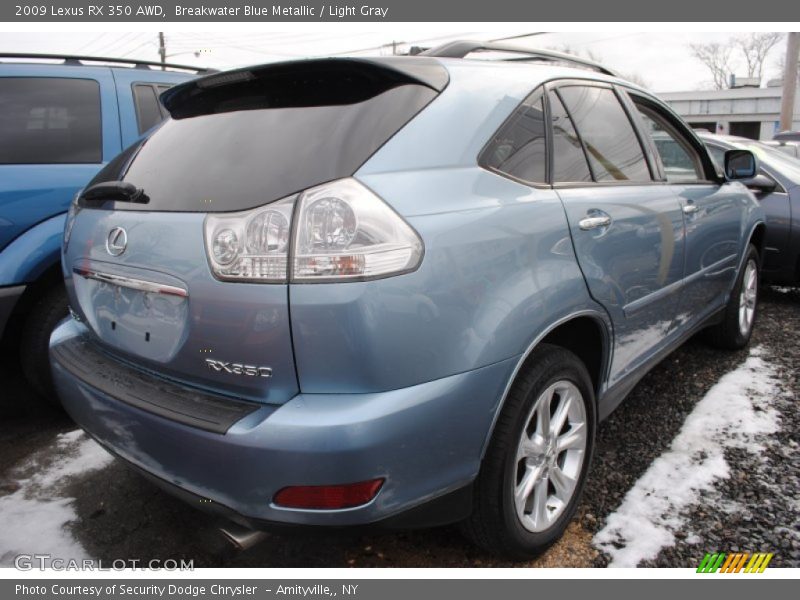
[
  {"x1": 203, "y1": 179, "x2": 423, "y2": 283},
  {"x1": 204, "y1": 196, "x2": 295, "y2": 282},
  {"x1": 273, "y1": 479, "x2": 384, "y2": 510}
]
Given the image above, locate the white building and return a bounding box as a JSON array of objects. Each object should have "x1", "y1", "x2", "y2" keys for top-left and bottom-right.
[{"x1": 659, "y1": 84, "x2": 800, "y2": 141}]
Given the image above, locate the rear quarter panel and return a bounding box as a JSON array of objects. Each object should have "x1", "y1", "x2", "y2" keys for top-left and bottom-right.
[{"x1": 291, "y1": 170, "x2": 603, "y2": 394}]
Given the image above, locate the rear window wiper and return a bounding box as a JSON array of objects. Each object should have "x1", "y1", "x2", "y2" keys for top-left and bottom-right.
[{"x1": 80, "y1": 181, "x2": 149, "y2": 204}]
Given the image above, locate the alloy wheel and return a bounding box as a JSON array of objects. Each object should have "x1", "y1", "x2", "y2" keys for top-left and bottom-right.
[
  {"x1": 513, "y1": 380, "x2": 587, "y2": 533},
  {"x1": 738, "y1": 259, "x2": 758, "y2": 337}
]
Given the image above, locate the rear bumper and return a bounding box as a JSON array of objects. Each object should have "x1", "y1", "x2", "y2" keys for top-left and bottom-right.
[{"x1": 51, "y1": 318, "x2": 516, "y2": 527}]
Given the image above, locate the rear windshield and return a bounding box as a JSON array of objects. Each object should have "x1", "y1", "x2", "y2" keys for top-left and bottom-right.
[{"x1": 90, "y1": 83, "x2": 436, "y2": 212}]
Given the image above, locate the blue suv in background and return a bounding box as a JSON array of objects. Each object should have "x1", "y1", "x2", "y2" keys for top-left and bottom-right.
[{"x1": 0, "y1": 54, "x2": 201, "y2": 401}]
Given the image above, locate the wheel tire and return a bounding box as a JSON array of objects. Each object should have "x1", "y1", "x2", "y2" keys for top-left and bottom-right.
[
  {"x1": 461, "y1": 343, "x2": 596, "y2": 560},
  {"x1": 705, "y1": 244, "x2": 760, "y2": 351},
  {"x1": 20, "y1": 284, "x2": 69, "y2": 404}
]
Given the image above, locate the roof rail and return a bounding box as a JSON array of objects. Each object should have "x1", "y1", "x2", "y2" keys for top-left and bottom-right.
[
  {"x1": 419, "y1": 40, "x2": 618, "y2": 77},
  {"x1": 0, "y1": 53, "x2": 215, "y2": 74}
]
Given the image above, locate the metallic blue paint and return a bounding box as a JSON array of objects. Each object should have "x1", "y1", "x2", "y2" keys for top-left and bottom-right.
[
  {"x1": 52, "y1": 318, "x2": 517, "y2": 525},
  {"x1": 64, "y1": 209, "x2": 298, "y2": 404},
  {"x1": 292, "y1": 170, "x2": 596, "y2": 393},
  {"x1": 51, "y1": 59, "x2": 766, "y2": 528}
]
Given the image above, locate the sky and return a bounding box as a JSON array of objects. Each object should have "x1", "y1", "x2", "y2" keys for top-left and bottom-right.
[{"x1": 0, "y1": 30, "x2": 790, "y2": 92}]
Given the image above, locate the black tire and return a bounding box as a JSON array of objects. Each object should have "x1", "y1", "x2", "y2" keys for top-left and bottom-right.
[
  {"x1": 705, "y1": 244, "x2": 760, "y2": 350},
  {"x1": 20, "y1": 284, "x2": 69, "y2": 404},
  {"x1": 461, "y1": 343, "x2": 596, "y2": 559}
]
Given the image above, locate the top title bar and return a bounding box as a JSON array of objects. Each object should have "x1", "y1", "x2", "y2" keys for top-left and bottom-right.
[{"x1": 1, "y1": 0, "x2": 798, "y2": 22}]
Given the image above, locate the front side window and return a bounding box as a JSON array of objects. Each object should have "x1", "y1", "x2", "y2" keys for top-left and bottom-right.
[
  {"x1": 480, "y1": 88, "x2": 547, "y2": 183},
  {"x1": 633, "y1": 101, "x2": 704, "y2": 183},
  {"x1": 558, "y1": 85, "x2": 651, "y2": 183},
  {"x1": 0, "y1": 77, "x2": 102, "y2": 164}
]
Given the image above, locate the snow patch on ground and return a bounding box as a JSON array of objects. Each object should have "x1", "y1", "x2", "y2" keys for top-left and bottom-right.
[
  {"x1": 593, "y1": 346, "x2": 781, "y2": 567},
  {"x1": 0, "y1": 430, "x2": 113, "y2": 566}
]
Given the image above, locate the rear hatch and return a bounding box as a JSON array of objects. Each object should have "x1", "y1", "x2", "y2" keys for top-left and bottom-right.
[{"x1": 63, "y1": 57, "x2": 446, "y2": 405}]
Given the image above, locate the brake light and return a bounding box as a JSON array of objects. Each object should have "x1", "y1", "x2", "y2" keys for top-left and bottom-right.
[
  {"x1": 273, "y1": 478, "x2": 384, "y2": 510},
  {"x1": 204, "y1": 196, "x2": 294, "y2": 282},
  {"x1": 203, "y1": 179, "x2": 422, "y2": 283}
]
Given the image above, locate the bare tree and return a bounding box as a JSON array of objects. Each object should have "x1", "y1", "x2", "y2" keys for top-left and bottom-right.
[
  {"x1": 689, "y1": 42, "x2": 735, "y2": 90},
  {"x1": 735, "y1": 33, "x2": 783, "y2": 80},
  {"x1": 774, "y1": 53, "x2": 800, "y2": 83}
]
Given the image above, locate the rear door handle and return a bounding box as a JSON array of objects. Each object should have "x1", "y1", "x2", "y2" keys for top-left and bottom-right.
[
  {"x1": 579, "y1": 216, "x2": 612, "y2": 230},
  {"x1": 683, "y1": 203, "x2": 699, "y2": 215}
]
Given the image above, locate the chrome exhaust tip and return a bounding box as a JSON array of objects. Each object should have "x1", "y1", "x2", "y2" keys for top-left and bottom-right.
[{"x1": 219, "y1": 523, "x2": 269, "y2": 551}]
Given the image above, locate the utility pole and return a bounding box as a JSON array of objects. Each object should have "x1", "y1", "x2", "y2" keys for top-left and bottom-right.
[
  {"x1": 779, "y1": 32, "x2": 799, "y2": 132},
  {"x1": 158, "y1": 32, "x2": 166, "y2": 70}
]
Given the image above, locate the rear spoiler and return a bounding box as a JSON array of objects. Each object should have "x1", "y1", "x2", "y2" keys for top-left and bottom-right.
[{"x1": 160, "y1": 57, "x2": 449, "y2": 119}]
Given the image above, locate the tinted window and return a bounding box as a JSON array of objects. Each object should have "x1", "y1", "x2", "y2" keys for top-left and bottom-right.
[
  {"x1": 133, "y1": 84, "x2": 164, "y2": 135},
  {"x1": 95, "y1": 84, "x2": 437, "y2": 212},
  {"x1": 481, "y1": 89, "x2": 546, "y2": 183},
  {"x1": 0, "y1": 77, "x2": 101, "y2": 164},
  {"x1": 558, "y1": 86, "x2": 650, "y2": 182},
  {"x1": 548, "y1": 91, "x2": 592, "y2": 183},
  {"x1": 635, "y1": 104, "x2": 703, "y2": 183}
]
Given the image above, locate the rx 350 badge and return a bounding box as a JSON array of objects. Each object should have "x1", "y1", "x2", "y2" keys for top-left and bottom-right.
[{"x1": 205, "y1": 358, "x2": 272, "y2": 378}]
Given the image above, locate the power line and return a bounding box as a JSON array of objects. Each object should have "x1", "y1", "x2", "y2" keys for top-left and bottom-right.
[
  {"x1": 74, "y1": 33, "x2": 113, "y2": 54},
  {"x1": 118, "y1": 40, "x2": 157, "y2": 59},
  {"x1": 91, "y1": 32, "x2": 150, "y2": 57}
]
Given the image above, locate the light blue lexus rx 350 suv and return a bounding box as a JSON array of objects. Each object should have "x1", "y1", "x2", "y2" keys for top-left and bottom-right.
[{"x1": 50, "y1": 42, "x2": 766, "y2": 558}]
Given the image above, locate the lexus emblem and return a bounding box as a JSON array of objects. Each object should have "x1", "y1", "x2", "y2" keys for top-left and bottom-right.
[{"x1": 106, "y1": 227, "x2": 128, "y2": 256}]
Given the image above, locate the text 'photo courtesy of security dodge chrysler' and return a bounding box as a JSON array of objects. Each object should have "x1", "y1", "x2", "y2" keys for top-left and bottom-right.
[{"x1": 50, "y1": 41, "x2": 766, "y2": 559}]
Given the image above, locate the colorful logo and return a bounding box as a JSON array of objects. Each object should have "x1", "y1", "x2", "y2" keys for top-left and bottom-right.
[{"x1": 697, "y1": 552, "x2": 774, "y2": 573}]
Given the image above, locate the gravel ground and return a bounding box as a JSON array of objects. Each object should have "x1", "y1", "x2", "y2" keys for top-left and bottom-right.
[
  {"x1": 581, "y1": 285, "x2": 800, "y2": 567},
  {"x1": 0, "y1": 286, "x2": 797, "y2": 568}
]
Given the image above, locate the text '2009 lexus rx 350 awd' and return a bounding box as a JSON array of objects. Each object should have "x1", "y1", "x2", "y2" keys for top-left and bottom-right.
[{"x1": 51, "y1": 43, "x2": 765, "y2": 558}]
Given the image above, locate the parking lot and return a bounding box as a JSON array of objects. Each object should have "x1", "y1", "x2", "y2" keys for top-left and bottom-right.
[{"x1": 0, "y1": 286, "x2": 798, "y2": 569}]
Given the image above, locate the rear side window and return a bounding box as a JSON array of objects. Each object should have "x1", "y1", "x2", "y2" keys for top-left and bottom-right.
[
  {"x1": 132, "y1": 84, "x2": 167, "y2": 135},
  {"x1": 0, "y1": 77, "x2": 101, "y2": 164},
  {"x1": 548, "y1": 91, "x2": 592, "y2": 183},
  {"x1": 558, "y1": 86, "x2": 650, "y2": 182},
  {"x1": 480, "y1": 89, "x2": 547, "y2": 183}
]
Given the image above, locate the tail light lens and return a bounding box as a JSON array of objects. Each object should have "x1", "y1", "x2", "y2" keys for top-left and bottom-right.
[
  {"x1": 205, "y1": 196, "x2": 295, "y2": 282},
  {"x1": 203, "y1": 179, "x2": 422, "y2": 283}
]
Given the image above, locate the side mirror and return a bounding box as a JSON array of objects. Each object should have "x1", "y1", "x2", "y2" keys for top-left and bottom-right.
[
  {"x1": 724, "y1": 149, "x2": 758, "y2": 180},
  {"x1": 744, "y1": 173, "x2": 777, "y2": 195}
]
